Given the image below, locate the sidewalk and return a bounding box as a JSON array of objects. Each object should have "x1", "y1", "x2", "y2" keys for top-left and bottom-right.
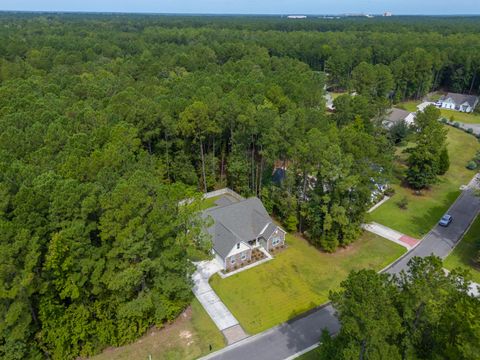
[
  {"x1": 362, "y1": 222, "x2": 420, "y2": 250},
  {"x1": 192, "y1": 260, "x2": 249, "y2": 345}
]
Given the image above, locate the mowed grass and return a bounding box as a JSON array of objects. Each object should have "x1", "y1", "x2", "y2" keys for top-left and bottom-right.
[
  {"x1": 296, "y1": 347, "x2": 322, "y2": 360},
  {"x1": 440, "y1": 108, "x2": 480, "y2": 124},
  {"x1": 210, "y1": 233, "x2": 406, "y2": 334},
  {"x1": 397, "y1": 100, "x2": 420, "y2": 112},
  {"x1": 444, "y1": 215, "x2": 480, "y2": 284},
  {"x1": 91, "y1": 299, "x2": 225, "y2": 360},
  {"x1": 370, "y1": 126, "x2": 479, "y2": 238}
]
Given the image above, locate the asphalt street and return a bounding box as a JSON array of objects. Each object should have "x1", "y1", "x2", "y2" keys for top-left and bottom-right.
[{"x1": 203, "y1": 184, "x2": 480, "y2": 360}]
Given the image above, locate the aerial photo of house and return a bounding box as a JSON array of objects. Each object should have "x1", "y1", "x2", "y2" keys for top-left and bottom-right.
[
  {"x1": 383, "y1": 108, "x2": 416, "y2": 128},
  {"x1": 436, "y1": 92, "x2": 479, "y2": 113},
  {"x1": 204, "y1": 197, "x2": 286, "y2": 271}
]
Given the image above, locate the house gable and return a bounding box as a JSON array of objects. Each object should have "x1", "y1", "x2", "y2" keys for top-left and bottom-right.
[
  {"x1": 225, "y1": 241, "x2": 251, "y2": 259},
  {"x1": 204, "y1": 197, "x2": 280, "y2": 264}
]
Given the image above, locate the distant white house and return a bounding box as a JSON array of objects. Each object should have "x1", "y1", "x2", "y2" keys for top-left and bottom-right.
[
  {"x1": 436, "y1": 93, "x2": 479, "y2": 113},
  {"x1": 287, "y1": 15, "x2": 307, "y2": 19},
  {"x1": 383, "y1": 108, "x2": 415, "y2": 128}
]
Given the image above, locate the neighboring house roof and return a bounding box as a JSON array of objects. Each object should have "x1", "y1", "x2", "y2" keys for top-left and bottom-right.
[
  {"x1": 204, "y1": 197, "x2": 277, "y2": 259},
  {"x1": 387, "y1": 108, "x2": 411, "y2": 123},
  {"x1": 384, "y1": 108, "x2": 413, "y2": 127},
  {"x1": 439, "y1": 93, "x2": 479, "y2": 108}
]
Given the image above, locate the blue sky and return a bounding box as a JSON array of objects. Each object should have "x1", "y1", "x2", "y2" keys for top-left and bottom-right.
[{"x1": 1, "y1": 0, "x2": 479, "y2": 15}]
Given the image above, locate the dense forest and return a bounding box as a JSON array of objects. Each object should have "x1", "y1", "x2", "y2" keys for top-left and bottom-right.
[
  {"x1": 319, "y1": 257, "x2": 480, "y2": 360},
  {"x1": 0, "y1": 14, "x2": 479, "y2": 359}
]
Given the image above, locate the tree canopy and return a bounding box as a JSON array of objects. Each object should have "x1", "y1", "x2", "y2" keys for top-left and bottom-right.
[{"x1": 0, "y1": 13, "x2": 477, "y2": 359}]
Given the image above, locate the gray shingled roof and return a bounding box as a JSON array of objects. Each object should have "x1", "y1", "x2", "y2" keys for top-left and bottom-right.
[
  {"x1": 440, "y1": 93, "x2": 479, "y2": 108},
  {"x1": 386, "y1": 108, "x2": 411, "y2": 123},
  {"x1": 214, "y1": 196, "x2": 235, "y2": 207},
  {"x1": 261, "y1": 222, "x2": 278, "y2": 241},
  {"x1": 204, "y1": 197, "x2": 276, "y2": 259}
]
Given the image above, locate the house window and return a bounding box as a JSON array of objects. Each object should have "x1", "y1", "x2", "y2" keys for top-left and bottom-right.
[
  {"x1": 230, "y1": 258, "x2": 236, "y2": 264},
  {"x1": 241, "y1": 252, "x2": 247, "y2": 261},
  {"x1": 272, "y1": 235, "x2": 282, "y2": 246},
  {"x1": 236, "y1": 243, "x2": 240, "y2": 249}
]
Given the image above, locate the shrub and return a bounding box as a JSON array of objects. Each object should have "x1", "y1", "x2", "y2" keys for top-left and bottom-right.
[
  {"x1": 396, "y1": 196, "x2": 409, "y2": 209},
  {"x1": 467, "y1": 128, "x2": 474, "y2": 134},
  {"x1": 466, "y1": 161, "x2": 478, "y2": 170},
  {"x1": 384, "y1": 187, "x2": 395, "y2": 197},
  {"x1": 440, "y1": 117, "x2": 448, "y2": 123},
  {"x1": 453, "y1": 122, "x2": 460, "y2": 128},
  {"x1": 437, "y1": 147, "x2": 450, "y2": 175}
]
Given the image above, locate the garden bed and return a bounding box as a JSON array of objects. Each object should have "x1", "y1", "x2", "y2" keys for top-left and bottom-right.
[{"x1": 222, "y1": 248, "x2": 267, "y2": 275}]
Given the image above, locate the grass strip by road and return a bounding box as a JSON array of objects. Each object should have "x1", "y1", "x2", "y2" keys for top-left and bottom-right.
[
  {"x1": 444, "y1": 215, "x2": 480, "y2": 284},
  {"x1": 370, "y1": 126, "x2": 479, "y2": 238},
  {"x1": 210, "y1": 232, "x2": 406, "y2": 334}
]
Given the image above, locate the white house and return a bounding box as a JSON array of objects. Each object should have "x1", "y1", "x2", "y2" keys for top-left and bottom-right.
[{"x1": 436, "y1": 93, "x2": 479, "y2": 113}]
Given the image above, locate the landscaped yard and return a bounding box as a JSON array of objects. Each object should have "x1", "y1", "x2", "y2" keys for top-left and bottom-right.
[
  {"x1": 396, "y1": 98, "x2": 480, "y2": 124},
  {"x1": 439, "y1": 108, "x2": 480, "y2": 124},
  {"x1": 209, "y1": 232, "x2": 406, "y2": 334},
  {"x1": 91, "y1": 299, "x2": 225, "y2": 360},
  {"x1": 370, "y1": 126, "x2": 479, "y2": 238},
  {"x1": 396, "y1": 100, "x2": 420, "y2": 112},
  {"x1": 444, "y1": 215, "x2": 480, "y2": 284}
]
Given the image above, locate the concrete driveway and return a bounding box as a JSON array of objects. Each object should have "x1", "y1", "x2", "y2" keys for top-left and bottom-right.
[{"x1": 193, "y1": 260, "x2": 248, "y2": 344}]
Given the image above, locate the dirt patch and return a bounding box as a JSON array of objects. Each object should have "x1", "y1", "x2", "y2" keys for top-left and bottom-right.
[{"x1": 93, "y1": 306, "x2": 194, "y2": 358}]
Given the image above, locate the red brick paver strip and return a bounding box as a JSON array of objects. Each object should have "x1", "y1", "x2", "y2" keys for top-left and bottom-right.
[{"x1": 399, "y1": 235, "x2": 420, "y2": 247}]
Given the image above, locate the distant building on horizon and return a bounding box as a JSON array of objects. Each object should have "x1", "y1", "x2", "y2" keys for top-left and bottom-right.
[
  {"x1": 287, "y1": 15, "x2": 307, "y2": 19},
  {"x1": 384, "y1": 12, "x2": 393, "y2": 17}
]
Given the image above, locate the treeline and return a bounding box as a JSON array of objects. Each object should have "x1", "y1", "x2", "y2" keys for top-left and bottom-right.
[
  {"x1": 2, "y1": 15, "x2": 480, "y2": 95},
  {"x1": 0, "y1": 14, "x2": 475, "y2": 359},
  {"x1": 319, "y1": 257, "x2": 480, "y2": 360}
]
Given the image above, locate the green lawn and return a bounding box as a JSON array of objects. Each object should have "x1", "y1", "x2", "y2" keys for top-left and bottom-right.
[
  {"x1": 210, "y1": 233, "x2": 406, "y2": 334},
  {"x1": 396, "y1": 100, "x2": 420, "y2": 112},
  {"x1": 370, "y1": 126, "x2": 479, "y2": 238},
  {"x1": 444, "y1": 215, "x2": 480, "y2": 284},
  {"x1": 440, "y1": 108, "x2": 480, "y2": 124},
  {"x1": 91, "y1": 299, "x2": 225, "y2": 360}
]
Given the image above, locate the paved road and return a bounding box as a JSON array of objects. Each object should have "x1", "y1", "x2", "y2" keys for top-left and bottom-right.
[
  {"x1": 387, "y1": 187, "x2": 480, "y2": 274},
  {"x1": 202, "y1": 305, "x2": 340, "y2": 360},
  {"x1": 202, "y1": 179, "x2": 480, "y2": 360}
]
